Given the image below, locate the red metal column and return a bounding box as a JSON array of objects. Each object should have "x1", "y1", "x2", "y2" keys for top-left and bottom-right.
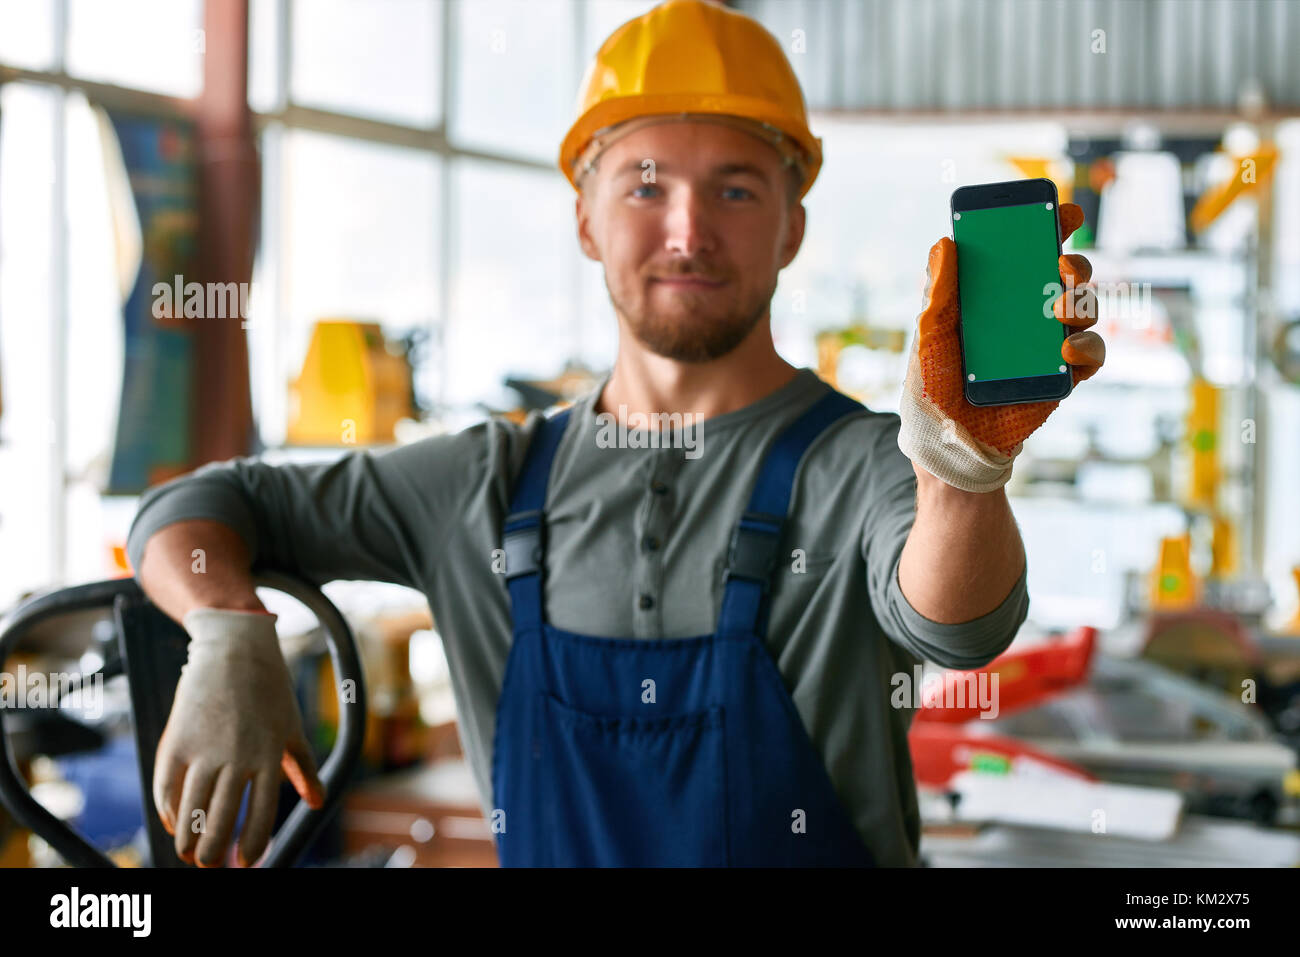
[{"x1": 192, "y1": 0, "x2": 258, "y2": 464}]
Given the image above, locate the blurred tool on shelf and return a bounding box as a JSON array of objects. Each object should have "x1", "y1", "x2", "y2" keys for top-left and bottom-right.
[
  {"x1": 492, "y1": 361, "x2": 603, "y2": 423},
  {"x1": 1005, "y1": 155, "x2": 1073, "y2": 205},
  {"x1": 286, "y1": 320, "x2": 421, "y2": 447},
  {"x1": 814, "y1": 322, "x2": 906, "y2": 402},
  {"x1": 1273, "y1": 317, "x2": 1300, "y2": 386},
  {"x1": 1190, "y1": 143, "x2": 1279, "y2": 236}
]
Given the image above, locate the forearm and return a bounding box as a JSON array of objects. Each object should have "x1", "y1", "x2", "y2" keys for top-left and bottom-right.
[
  {"x1": 136, "y1": 519, "x2": 267, "y2": 623},
  {"x1": 897, "y1": 462, "x2": 1026, "y2": 624}
]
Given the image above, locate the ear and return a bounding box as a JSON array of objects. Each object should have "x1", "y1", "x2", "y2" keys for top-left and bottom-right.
[
  {"x1": 576, "y1": 191, "x2": 602, "y2": 263},
  {"x1": 777, "y1": 201, "x2": 806, "y2": 270}
]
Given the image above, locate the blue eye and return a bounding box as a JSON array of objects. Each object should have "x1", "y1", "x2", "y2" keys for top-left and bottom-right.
[
  {"x1": 631, "y1": 184, "x2": 660, "y2": 198},
  {"x1": 722, "y1": 186, "x2": 754, "y2": 200}
]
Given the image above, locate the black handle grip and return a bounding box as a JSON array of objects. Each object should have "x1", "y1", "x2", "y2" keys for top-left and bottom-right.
[{"x1": 0, "y1": 573, "x2": 367, "y2": 868}]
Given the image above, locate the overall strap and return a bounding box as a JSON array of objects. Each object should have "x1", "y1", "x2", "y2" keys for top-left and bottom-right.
[
  {"x1": 716, "y1": 390, "x2": 867, "y2": 638},
  {"x1": 502, "y1": 407, "x2": 573, "y2": 631}
]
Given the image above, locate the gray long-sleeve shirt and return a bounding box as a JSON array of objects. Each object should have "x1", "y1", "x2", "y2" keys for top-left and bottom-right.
[{"x1": 126, "y1": 367, "x2": 1029, "y2": 866}]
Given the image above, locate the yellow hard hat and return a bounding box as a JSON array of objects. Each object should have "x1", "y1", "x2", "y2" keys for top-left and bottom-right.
[{"x1": 559, "y1": 0, "x2": 823, "y2": 200}]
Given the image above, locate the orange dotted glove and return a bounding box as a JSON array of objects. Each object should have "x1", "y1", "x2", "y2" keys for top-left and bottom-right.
[{"x1": 896, "y1": 202, "x2": 1105, "y2": 492}]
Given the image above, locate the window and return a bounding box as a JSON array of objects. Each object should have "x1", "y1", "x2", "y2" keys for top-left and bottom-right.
[
  {"x1": 444, "y1": 160, "x2": 575, "y2": 410},
  {"x1": 450, "y1": 0, "x2": 575, "y2": 163},
  {"x1": 0, "y1": 83, "x2": 60, "y2": 605},
  {"x1": 66, "y1": 0, "x2": 204, "y2": 98},
  {"x1": 251, "y1": 129, "x2": 442, "y2": 446},
  {"x1": 290, "y1": 0, "x2": 443, "y2": 126},
  {"x1": 249, "y1": 0, "x2": 646, "y2": 429},
  {"x1": 0, "y1": 0, "x2": 58, "y2": 71}
]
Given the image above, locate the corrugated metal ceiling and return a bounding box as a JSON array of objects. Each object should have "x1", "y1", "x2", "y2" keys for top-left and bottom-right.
[{"x1": 734, "y1": 0, "x2": 1300, "y2": 113}]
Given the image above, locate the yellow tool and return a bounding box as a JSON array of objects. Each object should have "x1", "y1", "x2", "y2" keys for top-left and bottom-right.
[
  {"x1": 1184, "y1": 376, "x2": 1219, "y2": 510},
  {"x1": 1151, "y1": 532, "x2": 1198, "y2": 610},
  {"x1": 1006, "y1": 156, "x2": 1073, "y2": 205},
  {"x1": 287, "y1": 320, "x2": 416, "y2": 446},
  {"x1": 1189, "y1": 143, "x2": 1278, "y2": 234},
  {"x1": 1209, "y1": 513, "x2": 1238, "y2": 578}
]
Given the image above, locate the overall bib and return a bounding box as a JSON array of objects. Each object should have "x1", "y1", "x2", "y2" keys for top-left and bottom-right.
[{"x1": 491, "y1": 389, "x2": 876, "y2": 866}]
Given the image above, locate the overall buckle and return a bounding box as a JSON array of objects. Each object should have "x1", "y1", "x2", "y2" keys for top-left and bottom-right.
[
  {"x1": 722, "y1": 511, "x2": 783, "y2": 593},
  {"x1": 503, "y1": 509, "x2": 545, "y2": 580}
]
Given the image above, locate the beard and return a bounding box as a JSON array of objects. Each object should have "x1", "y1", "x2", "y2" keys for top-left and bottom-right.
[{"x1": 608, "y1": 272, "x2": 776, "y2": 363}]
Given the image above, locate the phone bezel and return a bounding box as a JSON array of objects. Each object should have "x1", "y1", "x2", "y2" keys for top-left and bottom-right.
[{"x1": 951, "y1": 177, "x2": 1073, "y2": 406}]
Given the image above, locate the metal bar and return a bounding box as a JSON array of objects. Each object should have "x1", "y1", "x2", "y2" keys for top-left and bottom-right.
[
  {"x1": 0, "y1": 65, "x2": 195, "y2": 119},
  {"x1": 277, "y1": 0, "x2": 291, "y2": 112},
  {"x1": 438, "y1": 0, "x2": 458, "y2": 414},
  {"x1": 192, "y1": 0, "x2": 257, "y2": 466},
  {"x1": 50, "y1": 0, "x2": 68, "y2": 588},
  {"x1": 811, "y1": 106, "x2": 1300, "y2": 128},
  {"x1": 248, "y1": 102, "x2": 550, "y2": 171},
  {"x1": 256, "y1": 569, "x2": 368, "y2": 868}
]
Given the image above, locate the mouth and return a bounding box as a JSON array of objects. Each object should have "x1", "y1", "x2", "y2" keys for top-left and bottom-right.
[{"x1": 651, "y1": 276, "x2": 728, "y2": 289}]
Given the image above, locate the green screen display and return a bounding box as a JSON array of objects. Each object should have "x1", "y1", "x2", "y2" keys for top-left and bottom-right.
[{"x1": 954, "y1": 201, "x2": 1065, "y2": 382}]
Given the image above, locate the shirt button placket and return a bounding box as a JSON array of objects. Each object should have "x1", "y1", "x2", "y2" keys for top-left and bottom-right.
[{"x1": 635, "y1": 452, "x2": 678, "y2": 638}]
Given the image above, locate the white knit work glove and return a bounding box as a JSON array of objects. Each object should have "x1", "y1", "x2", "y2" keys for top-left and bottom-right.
[
  {"x1": 897, "y1": 324, "x2": 1020, "y2": 493},
  {"x1": 153, "y1": 608, "x2": 324, "y2": 868}
]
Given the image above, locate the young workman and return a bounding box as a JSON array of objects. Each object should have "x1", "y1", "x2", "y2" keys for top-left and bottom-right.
[{"x1": 128, "y1": 0, "x2": 1104, "y2": 868}]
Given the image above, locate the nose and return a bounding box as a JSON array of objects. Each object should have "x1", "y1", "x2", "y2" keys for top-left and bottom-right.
[{"x1": 663, "y1": 187, "x2": 716, "y2": 259}]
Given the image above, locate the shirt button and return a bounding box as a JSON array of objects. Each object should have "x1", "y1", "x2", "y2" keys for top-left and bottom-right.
[
  {"x1": 643, "y1": 536, "x2": 660, "y2": 552},
  {"x1": 639, "y1": 593, "x2": 654, "y2": 610},
  {"x1": 650, "y1": 480, "x2": 669, "y2": 495}
]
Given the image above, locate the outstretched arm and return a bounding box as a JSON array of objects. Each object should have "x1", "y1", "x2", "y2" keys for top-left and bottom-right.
[{"x1": 898, "y1": 466, "x2": 1025, "y2": 625}]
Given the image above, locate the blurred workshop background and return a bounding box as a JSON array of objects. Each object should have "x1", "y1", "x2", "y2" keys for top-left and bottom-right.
[{"x1": 3, "y1": 0, "x2": 1300, "y2": 868}]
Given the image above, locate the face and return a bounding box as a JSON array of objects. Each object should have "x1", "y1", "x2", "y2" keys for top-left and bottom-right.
[{"x1": 575, "y1": 120, "x2": 806, "y2": 364}]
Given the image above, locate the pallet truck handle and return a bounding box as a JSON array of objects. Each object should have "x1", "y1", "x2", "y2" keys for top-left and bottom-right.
[{"x1": 0, "y1": 571, "x2": 368, "y2": 868}]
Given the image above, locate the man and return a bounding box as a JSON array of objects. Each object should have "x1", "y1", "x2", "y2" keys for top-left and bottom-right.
[{"x1": 128, "y1": 0, "x2": 1103, "y2": 868}]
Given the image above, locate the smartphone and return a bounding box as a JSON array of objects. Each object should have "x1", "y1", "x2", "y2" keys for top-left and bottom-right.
[{"x1": 951, "y1": 177, "x2": 1072, "y2": 406}]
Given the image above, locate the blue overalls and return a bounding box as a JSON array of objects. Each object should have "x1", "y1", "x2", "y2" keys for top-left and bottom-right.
[{"x1": 491, "y1": 389, "x2": 876, "y2": 866}]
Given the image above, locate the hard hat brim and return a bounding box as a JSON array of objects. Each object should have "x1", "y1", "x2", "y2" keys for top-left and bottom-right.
[{"x1": 560, "y1": 94, "x2": 823, "y2": 200}]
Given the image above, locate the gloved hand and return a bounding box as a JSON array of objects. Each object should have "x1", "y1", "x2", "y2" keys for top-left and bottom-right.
[
  {"x1": 897, "y1": 201, "x2": 1105, "y2": 492},
  {"x1": 153, "y1": 607, "x2": 325, "y2": 868}
]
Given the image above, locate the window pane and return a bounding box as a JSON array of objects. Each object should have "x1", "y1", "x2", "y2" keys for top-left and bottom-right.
[
  {"x1": 452, "y1": 0, "x2": 574, "y2": 162},
  {"x1": 0, "y1": 0, "x2": 58, "y2": 70},
  {"x1": 290, "y1": 0, "x2": 441, "y2": 126},
  {"x1": 445, "y1": 160, "x2": 576, "y2": 411},
  {"x1": 0, "y1": 83, "x2": 59, "y2": 605},
  {"x1": 248, "y1": 0, "x2": 283, "y2": 114},
  {"x1": 64, "y1": 95, "x2": 129, "y2": 586},
  {"x1": 277, "y1": 130, "x2": 440, "y2": 442},
  {"x1": 67, "y1": 0, "x2": 204, "y2": 98}
]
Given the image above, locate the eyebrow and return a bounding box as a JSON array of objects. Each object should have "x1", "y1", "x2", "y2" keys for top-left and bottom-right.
[{"x1": 611, "y1": 159, "x2": 773, "y2": 185}]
